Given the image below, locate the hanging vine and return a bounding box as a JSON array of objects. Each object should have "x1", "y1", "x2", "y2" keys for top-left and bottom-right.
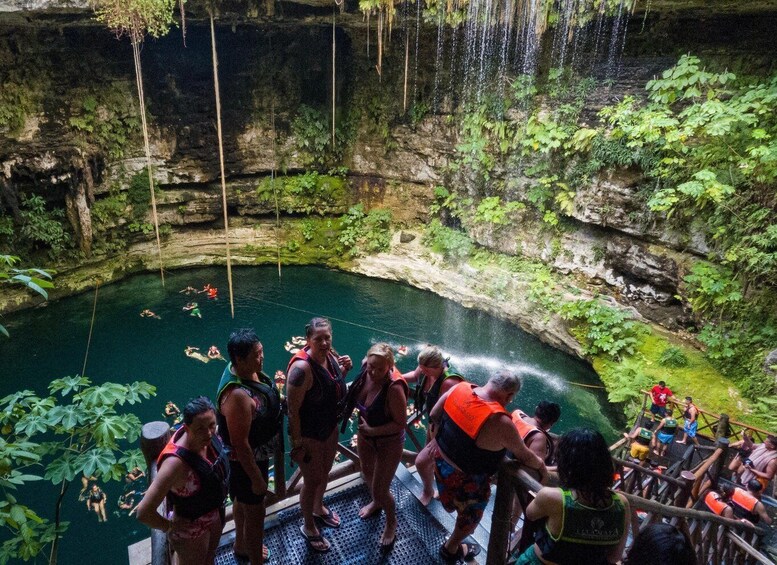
[
  {"x1": 208, "y1": 8, "x2": 236, "y2": 317},
  {"x1": 91, "y1": 0, "x2": 177, "y2": 287}
]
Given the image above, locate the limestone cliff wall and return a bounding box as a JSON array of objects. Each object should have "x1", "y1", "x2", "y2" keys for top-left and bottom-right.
[{"x1": 1, "y1": 7, "x2": 775, "y2": 354}]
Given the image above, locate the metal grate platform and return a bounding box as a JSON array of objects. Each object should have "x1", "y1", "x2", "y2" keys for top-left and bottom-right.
[{"x1": 214, "y1": 478, "x2": 455, "y2": 564}]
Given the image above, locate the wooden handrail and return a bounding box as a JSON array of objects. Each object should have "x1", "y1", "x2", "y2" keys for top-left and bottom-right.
[
  {"x1": 486, "y1": 455, "x2": 771, "y2": 565},
  {"x1": 726, "y1": 532, "x2": 775, "y2": 565},
  {"x1": 638, "y1": 390, "x2": 770, "y2": 441}
]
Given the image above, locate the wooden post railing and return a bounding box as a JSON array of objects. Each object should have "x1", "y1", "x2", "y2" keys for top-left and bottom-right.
[
  {"x1": 140, "y1": 422, "x2": 172, "y2": 565},
  {"x1": 638, "y1": 391, "x2": 770, "y2": 443},
  {"x1": 486, "y1": 455, "x2": 772, "y2": 565}
]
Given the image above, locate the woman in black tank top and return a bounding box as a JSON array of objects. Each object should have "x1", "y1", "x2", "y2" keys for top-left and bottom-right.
[
  {"x1": 353, "y1": 343, "x2": 408, "y2": 551},
  {"x1": 286, "y1": 317, "x2": 353, "y2": 554}
]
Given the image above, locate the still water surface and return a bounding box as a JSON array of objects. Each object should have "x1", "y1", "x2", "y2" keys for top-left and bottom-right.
[{"x1": 0, "y1": 266, "x2": 621, "y2": 563}]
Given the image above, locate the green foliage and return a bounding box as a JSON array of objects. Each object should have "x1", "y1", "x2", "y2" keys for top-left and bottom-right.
[
  {"x1": 429, "y1": 186, "x2": 470, "y2": 220},
  {"x1": 291, "y1": 106, "x2": 352, "y2": 168},
  {"x1": 18, "y1": 195, "x2": 72, "y2": 260},
  {"x1": 91, "y1": 0, "x2": 178, "y2": 39},
  {"x1": 0, "y1": 256, "x2": 54, "y2": 337},
  {"x1": 473, "y1": 197, "x2": 524, "y2": 225},
  {"x1": 0, "y1": 82, "x2": 41, "y2": 134},
  {"x1": 256, "y1": 172, "x2": 347, "y2": 215},
  {"x1": 559, "y1": 298, "x2": 646, "y2": 360},
  {"x1": 0, "y1": 376, "x2": 154, "y2": 562},
  {"x1": 338, "y1": 204, "x2": 393, "y2": 257},
  {"x1": 127, "y1": 170, "x2": 152, "y2": 220},
  {"x1": 556, "y1": 54, "x2": 777, "y2": 402},
  {"x1": 423, "y1": 220, "x2": 473, "y2": 262},
  {"x1": 658, "y1": 346, "x2": 689, "y2": 368},
  {"x1": 68, "y1": 86, "x2": 140, "y2": 159}
]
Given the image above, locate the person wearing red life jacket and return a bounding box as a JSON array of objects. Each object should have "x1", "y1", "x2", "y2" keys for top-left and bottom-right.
[
  {"x1": 135, "y1": 397, "x2": 229, "y2": 565},
  {"x1": 286, "y1": 317, "x2": 352, "y2": 554}
]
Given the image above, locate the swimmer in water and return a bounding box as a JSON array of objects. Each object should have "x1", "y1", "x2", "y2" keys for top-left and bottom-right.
[
  {"x1": 87, "y1": 484, "x2": 108, "y2": 522},
  {"x1": 185, "y1": 346, "x2": 210, "y2": 363},
  {"x1": 207, "y1": 345, "x2": 224, "y2": 360},
  {"x1": 183, "y1": 302, "x2": 202, "y2": 318},
  {"x1": 179, "y1": 286, "x2": 198, "y2": 295},
  {"x1": 140, "y1": 309, "x2": 161, "y2": 319}
]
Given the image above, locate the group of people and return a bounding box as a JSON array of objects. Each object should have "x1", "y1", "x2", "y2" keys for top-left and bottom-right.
[{"x1": 133, "y1": 324, "x2": 772, "y2": 565}]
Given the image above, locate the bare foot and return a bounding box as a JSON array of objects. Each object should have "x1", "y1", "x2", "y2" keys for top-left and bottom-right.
[
  {"x1": 380, "y1": 519, "x2": 397, "y2": 549},
  {"x1": 419, "y1": 489, "x2": 438, "y2": 506},
  {"x1": 359, "y1": 502, "x2": 381, "y2": 519}
]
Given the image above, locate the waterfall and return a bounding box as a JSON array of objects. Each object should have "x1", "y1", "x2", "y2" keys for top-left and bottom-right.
[{"x1": 427, "y1": 0, "x2": 634, "y2": 106}]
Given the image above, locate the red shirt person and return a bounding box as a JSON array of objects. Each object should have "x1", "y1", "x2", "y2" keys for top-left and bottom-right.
[{"x1": 649, "y1": 381, "x2": 673, "y2": 421}]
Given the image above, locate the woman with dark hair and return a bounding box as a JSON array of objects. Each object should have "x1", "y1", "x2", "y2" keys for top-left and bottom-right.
[
  {"x1": 136, "y1": 396, "x2": 229, "y2": 565},
  {"x1": 517, "y1": 428, "x2": 630, "y2": 565},
  {"x1": 345, "y1": 343, "x2": 408, "y2": 550},
  {"x1": 286, "y1": 317, "x2": 353, "y2": 553},
  {"x1": 625, "y1": 524, "x2": 696, "y2": 565}
]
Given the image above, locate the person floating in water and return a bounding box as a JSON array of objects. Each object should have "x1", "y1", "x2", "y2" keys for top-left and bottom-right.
[
  {"x1": 87, "y1": 484, "x2": 108, "y2": 522},
  {"x1": 126, "y1": 467, "x2": 145, "y2": 483},
  {"x1": 79, "y1": 474, "x2": 98, "y2": 501},
  {"x1": 140, "y1": 309, "x2": 161, "y2": 319},
  {"x1": 200, "y1": 283, "x2": 218, "y2": 299},
  {"x1": 207, "y1": 345, "x2": 224, "y2": 361},
  {"x1": 165, "y1": 401, "x2": 181, "y2": 419},
  {"x1": 183, "y1": 302, "x2": 201, "y2": 318},
  {"x1": 184, "y1": 346, "x2": 210, "y2": 364},
  {"x1": 179, "y1": 286, "x2": 198, "y2": 295}
]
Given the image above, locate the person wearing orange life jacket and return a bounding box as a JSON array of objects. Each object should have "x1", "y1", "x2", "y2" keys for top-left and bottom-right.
[
  {"x1": 135, "y1": 397, "x2": 229, "y2": 565},
  {"x1": 727, "y1": 480, "x2": 772, "y2": 526},
  {"x1": 430, "y1": 372, "x2": 547, "y2": 562},
  {"x1": 704, "y1": 487, "x2": 731, "y2": 517},
  {"x1": 511, "y1": 401, "x2": 561, "y2": 467},
  {"x1": 509, "y1": 401, "x2": 561, "y2": 546}
]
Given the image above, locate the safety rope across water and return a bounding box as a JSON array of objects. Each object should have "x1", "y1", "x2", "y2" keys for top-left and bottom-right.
[{"x1": 81, "y1": 282, "x2": 99, "y2": 377}]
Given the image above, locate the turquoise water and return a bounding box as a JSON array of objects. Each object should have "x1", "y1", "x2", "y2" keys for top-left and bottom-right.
[{"x1": 0, "y1": 266, "x2": 621, "y2": 563}]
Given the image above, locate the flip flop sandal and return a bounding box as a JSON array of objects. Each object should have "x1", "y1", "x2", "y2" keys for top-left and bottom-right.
[
  {"x1": 299, "y1": 525, "x2": 331, "y2": 553},
  {"x1": 313, "y1": 508, "x2": 341, "y2": 528},
  {"x1": 380, "y1": 534, "x2": 396, "y2": 552},
  {"x1": 439, "y1": 542, "x2": 481, "y2": 563},
  {"x1": 234, "y1": 546, "x2": 270, "y2": 563}
]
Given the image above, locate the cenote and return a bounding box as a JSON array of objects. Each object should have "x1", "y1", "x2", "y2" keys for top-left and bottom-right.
[{"x1": 1, "y1": 265, "x2": 620, "y2": 564}]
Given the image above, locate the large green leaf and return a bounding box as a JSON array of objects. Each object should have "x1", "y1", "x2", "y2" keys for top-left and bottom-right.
[
  {"x1": 75, "y1": 382, "x2": 126, "y2": 407},
  {"x1": 14, "y1": 415, "x2": 48, "y2": 437},
  {"x1": 75, "y1": 448, "x2": 116, "y2": 477},
  {"x1": 45, "y1": 405, "x2": 81, "y2": 430},
  {"x1": 44, "y1": 454, "x2": 79, "y2": 484},
  {"x1": 49, "y1": 375, "x2": 90, "y2": 397},
  {"x1": 92, "y1": 415, "x2": 130, "y2": 446}
]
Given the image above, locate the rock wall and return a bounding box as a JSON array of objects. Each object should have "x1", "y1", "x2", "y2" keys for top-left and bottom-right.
[{"x1": 1, "y1": 8, "x2": 776, "y2": 347}]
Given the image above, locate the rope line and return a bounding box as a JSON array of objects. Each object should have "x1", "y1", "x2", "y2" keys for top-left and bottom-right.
[
  {"x1": 81, "y1": 282, "x2": 99, "y2": 377},
  {"x1": 249, "y1": 296, "x2": 425, "y2": 344}
]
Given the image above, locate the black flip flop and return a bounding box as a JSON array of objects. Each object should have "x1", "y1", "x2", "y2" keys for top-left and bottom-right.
[
  {"x1": 299, "y1": 525, "x2": 331, "y2": 553},
  {"x1": 439, "y1": 542, "x2": 481, "y2": 562},
  {"x1": 380, "y1": 534, "x2": 396, "y2": 552},
  {"x1": 313, "y1": 508, "x2": 341, "y2": 528}
]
